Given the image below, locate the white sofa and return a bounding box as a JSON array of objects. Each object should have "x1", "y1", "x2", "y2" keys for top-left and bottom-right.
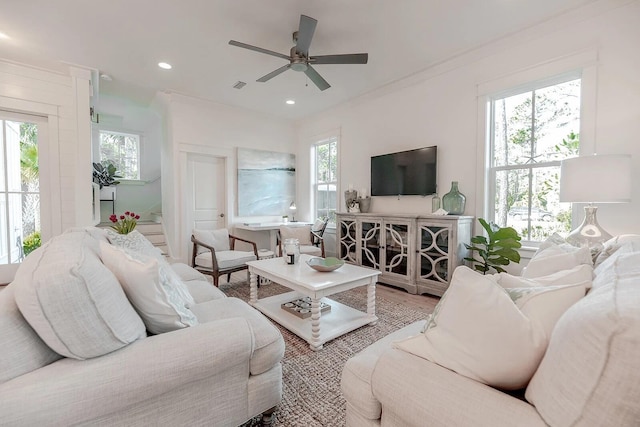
[
  {"x1": 341, "y1": 236, "x2": 640, "y2": 426},
  {"x1": 0, "y1": 227, "x2": 284, "y2": 426}
]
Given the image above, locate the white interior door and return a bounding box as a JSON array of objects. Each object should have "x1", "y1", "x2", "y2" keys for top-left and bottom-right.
[{"x1": 186, "y1": 153, "x2": 226, "y2": 234}]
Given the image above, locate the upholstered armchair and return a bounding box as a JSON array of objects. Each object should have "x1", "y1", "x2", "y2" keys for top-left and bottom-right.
[
  {"x1": 191, "y1": 229, "x2": 258, "y2": 287},
  {"x1": 277, "y1": 224, "x2": 325, "y2": 258}
]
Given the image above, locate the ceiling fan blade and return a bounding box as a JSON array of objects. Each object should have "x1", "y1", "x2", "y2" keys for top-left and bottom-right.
[
  {"x1": 304, "y1": 65, "x2": 330, "y2": 91},
  {"x1": 295, "y1": 15, "x2": 317, "y2": 56},
  {"x1": 310, "y1": 53, "x2": 369, "y2": 65},
  {"x1": 257, "y1": 64, "x2": 291, "y2": 82},
  {"x1": 229, "y1": 40, "x2": 290, "y2": 61}
]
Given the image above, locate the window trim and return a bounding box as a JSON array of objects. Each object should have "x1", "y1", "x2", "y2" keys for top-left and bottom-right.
[
  {"x1": 96, "y1": 127, "x2": 143, "y2": 182},
  {"x1": 311, "y1": 136, "x2": 339, "y2": 226},
  {"x1": 475, "y1": 52, "x2": 598, "y2": 247}
]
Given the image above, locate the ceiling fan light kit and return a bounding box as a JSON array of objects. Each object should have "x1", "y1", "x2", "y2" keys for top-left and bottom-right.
[{"x1": 229, "y1": 14, "x2": 368, "y2": 91}]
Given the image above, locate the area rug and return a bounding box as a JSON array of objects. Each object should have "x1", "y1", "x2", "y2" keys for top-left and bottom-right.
[{"x1": 220, "y1": 280, "x2": 438, "y2": 427}]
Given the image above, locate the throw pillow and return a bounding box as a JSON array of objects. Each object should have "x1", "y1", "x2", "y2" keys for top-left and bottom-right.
[
  {"x1": 100, "y1": 241, "x2": 198, "y2": 334},
  {"x1": 525, "y1": 250, "x2": 640, "y2": 427},
  {"x1": 592, "y1": 242, "x2": 640, "y2": 290},
  {"x1": 106, "y1": 229, "x2": 164, "y2": 261},
  {"x1": 393, "y1": 266, "x2": 584, "y2": 390},
  {"x1": 522, "y1": 241, "x2": 592, "y2": 279},
  {"x1": 497, "y1": 264, "x2": 593, "y2": 290},
  {"x1": 593, "y1": 234, "x2": 640, "y2": 269},
  {"x1": 193, "y1": 229, "x2": 231, "y2": 255},
  {"x1": 13, "y1": 232, "x2": 146, "y2": 360}
]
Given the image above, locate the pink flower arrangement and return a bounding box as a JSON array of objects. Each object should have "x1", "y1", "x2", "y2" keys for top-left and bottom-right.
[{"x1": 109, "y1": 211, "x2": 140, "y2": 234}]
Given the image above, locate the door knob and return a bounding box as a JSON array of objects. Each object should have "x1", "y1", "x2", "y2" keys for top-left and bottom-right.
[{"x1": 219, "y1": 213, "x2": 225, "y2": 218}]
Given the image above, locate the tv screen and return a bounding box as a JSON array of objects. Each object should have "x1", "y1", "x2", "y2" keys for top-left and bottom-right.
[{"x1": 371, "y1": 146, "x2": 437, "y2": 196}]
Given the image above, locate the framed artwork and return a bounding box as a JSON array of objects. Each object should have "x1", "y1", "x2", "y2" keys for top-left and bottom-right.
[{"x1": 237, "y1": 148, "x2": 295, "y2": 216}]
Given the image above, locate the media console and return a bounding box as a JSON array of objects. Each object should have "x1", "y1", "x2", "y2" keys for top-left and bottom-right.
[{"x1": 336, "y1": 213, "x2": 473, "y2": 296}]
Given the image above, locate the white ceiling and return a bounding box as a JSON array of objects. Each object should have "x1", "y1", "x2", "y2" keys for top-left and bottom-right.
[{"x1": 0, "y1": 0, "x2": 600, "y2": 120}]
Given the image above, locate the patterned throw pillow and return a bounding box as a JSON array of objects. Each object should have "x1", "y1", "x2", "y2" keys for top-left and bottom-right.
[
  {"x1": 105, "y1": 229, "x2": 164, "y2": 260},
  {"x1": 396, "y1": 266, "x2": 584, "y2": 390}
]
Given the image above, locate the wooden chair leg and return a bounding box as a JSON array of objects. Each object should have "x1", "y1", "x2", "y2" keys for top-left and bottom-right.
[
  {"x1": 260, "y1": 406, "x2": 276, "y2": 427},
  {"x1": 213, "y1": 275, "x2": 219, "y2": 287},
  {"x1": 226, "y1": 273, "x2": 232, "y2": 283}
]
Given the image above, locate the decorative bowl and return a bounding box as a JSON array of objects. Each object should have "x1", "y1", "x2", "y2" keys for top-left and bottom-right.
[{"x1": 306, "y1": 257, "x2": 345, "y2": 272}]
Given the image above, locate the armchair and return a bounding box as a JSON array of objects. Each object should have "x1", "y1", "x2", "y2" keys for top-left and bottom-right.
[
  {"x1": 191, "y1": 229, "x2": 258, "y2": 287},
  {"x1": 277, "y1": 224, "x2": 325, "y2": 258},
  {"x1": 311, "y1": 217, "x2": 329, "y2": 248}
]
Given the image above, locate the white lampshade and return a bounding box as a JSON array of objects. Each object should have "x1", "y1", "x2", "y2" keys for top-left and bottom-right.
[{"x1": 560, "y1": 154, "x2": 631, "y2": 203}]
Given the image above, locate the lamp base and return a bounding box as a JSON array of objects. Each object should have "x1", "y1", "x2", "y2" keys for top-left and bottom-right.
[{"x1": 566, "y1": 205, "x2": 612, "y2": 253}]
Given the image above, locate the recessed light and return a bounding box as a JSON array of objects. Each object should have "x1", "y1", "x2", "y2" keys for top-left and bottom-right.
[
  {"x1": 158, "y1": 62, "x2": 172, "y2": 70},
  {"x1": 286, "y1": 99, "x2": 295, "y2": 105},
  {"x1": 0, "y1": 32, "x2": 10, "y2": 40}
]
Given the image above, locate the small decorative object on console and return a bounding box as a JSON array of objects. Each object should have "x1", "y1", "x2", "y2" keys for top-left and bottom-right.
[
  {"x1": 442, "y1": 181, "x2": 466, "y2": 215},
  {"x1": 109, "y1": 211, "x2": 140, "y2": 235},
  {"x1": 345, "y1": 189, "x2": 358, "y2": 210}
]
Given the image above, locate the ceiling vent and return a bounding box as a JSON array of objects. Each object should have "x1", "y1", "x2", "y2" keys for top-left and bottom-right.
[{"x1": 233, "y1": 81, "x2": 247, "y2": 89}]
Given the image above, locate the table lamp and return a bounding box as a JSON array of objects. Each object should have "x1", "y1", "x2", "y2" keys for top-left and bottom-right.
[
  {"x1": 560, "y1": 154, "x2": 631, "y2": 250},
  {"x1": 289, "y1": 201, "x2": 297, "y2": 222}
]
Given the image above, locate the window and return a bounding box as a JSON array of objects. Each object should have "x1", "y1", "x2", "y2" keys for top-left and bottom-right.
[
  {"x1": 488, "y1": 76, "x2": 581, "y2": 243},
  {"x1": 0, "y1": 114, "x2": 43, "y2": 264},
  {"x1": 98, "y1": 130, "x2": 140, "y2": 180},
  {"x1": 313, "y1": 137, "x2": 338, "y2": 225}
]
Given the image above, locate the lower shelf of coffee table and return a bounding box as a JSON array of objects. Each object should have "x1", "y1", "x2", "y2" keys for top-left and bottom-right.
[{"x1": 252, "y1": 291, "x2": 377, "y2": 347}]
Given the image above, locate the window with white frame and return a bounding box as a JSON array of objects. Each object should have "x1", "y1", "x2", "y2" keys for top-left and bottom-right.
[
  {"x1": 0, "y1": 112, "x2": 45, "y2": 265},
  {"x1": 487, "y1": 75, "x2": 581, "y2": 243},
  {"x1": 313, "y1": 137, "x2": 338, "y2": 225},
  {"x1": 98, "y1": 130, "x2": 140, "y2": 180}
]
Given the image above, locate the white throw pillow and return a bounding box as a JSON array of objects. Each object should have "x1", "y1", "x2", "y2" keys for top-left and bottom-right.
[
  {"x1": 393, "y1": 266, "x2": 584, "y2": 390},
  {"x1": 312, "y1": 218, "x2": 326, "y2": 232},
  {"x1": 592, "y1": 242, "x2": 640, "y2": 290},
  {"x1": 100, "y1": 242, "x2": 198, "y2": 334},
  {"x1": 498, "y1": 264, "x2": 593, "y2": 290},
  {"x1": 193, "y1": 229, "x2": 231, "y2": 255},
  {"x1": 593, "y1": 234, "x2": 640, "y2": 269},
  {"x1": 14, "y1": 232, "x2": 146, "y2": 360},
  {"x1": 106, "y1": 229, "x2": 164, "y2": 261},
  {"x1": 522, "y1": 243, "x2": 592, "y2": 279}
]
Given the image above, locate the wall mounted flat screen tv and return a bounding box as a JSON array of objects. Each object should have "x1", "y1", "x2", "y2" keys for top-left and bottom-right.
[{"x1": 371, "y1": 146, "x2": 437, "y2": 196}]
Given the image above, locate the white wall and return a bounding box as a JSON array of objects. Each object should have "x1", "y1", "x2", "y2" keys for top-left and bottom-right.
[
  {"x1": 162, "y1": 93, "x2": 296, "y2": 261},
  {"x1": 0, "y1": 60, "x2": 92, "y2": 281},
  {"x1": 296, "y1": 1, "x2": 640, "y2": 244},
  {"x1": 92, "y1": 94, "x2": 163, "y2": 222}
]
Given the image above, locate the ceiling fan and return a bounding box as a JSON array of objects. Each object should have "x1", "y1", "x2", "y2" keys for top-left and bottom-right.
[{"x1": 229, "y1": 15, "x2": 368, "y2": 91}]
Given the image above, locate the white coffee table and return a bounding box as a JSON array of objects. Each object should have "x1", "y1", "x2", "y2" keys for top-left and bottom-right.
[{"x1": 247, "y1": 254, "x2": 381, "y2": 350}]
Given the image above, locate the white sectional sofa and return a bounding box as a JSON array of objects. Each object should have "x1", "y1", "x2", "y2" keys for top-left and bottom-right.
[
  {"x1": 341, "y1": 236, "x2": 640, "y2": 426},
  {"x1": 0, "y1": 227, "x2": 284, "y2": 426}
]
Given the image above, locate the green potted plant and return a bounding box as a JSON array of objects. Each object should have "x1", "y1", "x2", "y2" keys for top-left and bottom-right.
[
  {"x1": 464, "y1": 218, "x2": 522, "y2": 274},
  {"x1": 93, "y1": 161, "x2": 121, "y2": 200}
]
